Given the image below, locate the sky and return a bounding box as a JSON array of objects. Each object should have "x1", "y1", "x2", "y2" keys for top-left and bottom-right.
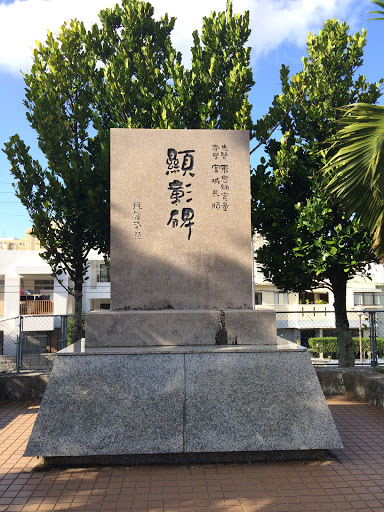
[{"x1": 0, "y1": 0, "x2": 383, "y2": 239}]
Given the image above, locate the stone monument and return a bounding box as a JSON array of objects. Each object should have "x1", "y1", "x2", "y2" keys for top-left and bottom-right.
[{"x1": 25, "y1": 129, "x2": 342, "y2": 464}]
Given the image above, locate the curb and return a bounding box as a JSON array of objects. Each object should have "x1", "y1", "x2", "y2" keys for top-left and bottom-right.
[
  {"x1": 315, "y1": 367, "x2": 384, "y2": 411},
  {"x1": 0, "y1": 372, "x2": 50, "y2": 401}
]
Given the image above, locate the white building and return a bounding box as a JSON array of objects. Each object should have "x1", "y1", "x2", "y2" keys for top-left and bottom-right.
[
  {"x1": 253, "y1": 234, "x2": 384, "y2": 345},
  {"x1": 2, "y1": 229, "x2": 383, "y2": 355},
  {"x1": 0, "y1": 231, "x2": 110, "y2": 356}
]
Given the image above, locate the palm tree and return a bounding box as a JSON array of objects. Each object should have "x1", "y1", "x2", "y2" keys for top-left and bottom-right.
[{"x1": 324, "y1": 0, "x2": 384, "y2": 255}]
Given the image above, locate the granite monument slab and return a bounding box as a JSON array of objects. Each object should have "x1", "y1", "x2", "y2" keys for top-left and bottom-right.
[{"x1": 110, "y1": 129, "x2": 252, "y2": 310}]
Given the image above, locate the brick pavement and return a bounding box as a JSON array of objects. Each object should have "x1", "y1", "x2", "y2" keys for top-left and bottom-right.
[{"x1": 0, "y1": 396, "x2": 384, "y2": 511}]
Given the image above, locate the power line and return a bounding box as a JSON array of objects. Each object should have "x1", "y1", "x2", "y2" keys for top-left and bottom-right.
[
  {"x1": 0, "y1": 213, "x2": 29, "y2": 217},
  {"x1": 0, "y1": 287, "x2": 112, "y2": 292}
]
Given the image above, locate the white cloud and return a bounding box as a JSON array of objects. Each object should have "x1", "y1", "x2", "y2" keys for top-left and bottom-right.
[
  {"x1": 0, "y1": 0, "x2": 363, "y2": 75},
  {"x1": 0, "y1": 0, "x2": 118, "y2": 74},
  {"x1": 245, "y1": 0, "x2": 359, "y2": 58}
]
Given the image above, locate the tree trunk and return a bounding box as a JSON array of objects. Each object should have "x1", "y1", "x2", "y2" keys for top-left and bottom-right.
[
  {"x1": 329, "y1": 270, "x2": 355, "y2": 367},
  {"x1": 73, "y1": 275, "x2": 83, "y2": 344}
]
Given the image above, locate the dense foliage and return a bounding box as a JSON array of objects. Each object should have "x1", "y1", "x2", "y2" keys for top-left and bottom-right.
[
  {"x1": 66, "y1": 315, "x2": 85, "y2": 346},
  {"x1": 308, "y1": 337, "x2": 384, "y2": 359},
  {"x1": 4, "y1": 20, "x2": 108, "y2": 342},
  {"x1": 3, "y1": 0, "x2": 253, "y2": 342},
  {"x1": 252, "y1": 19, "x2": 382, "y2": 366},
  {"x1": 324, "y1": 1, "x2": 384, "y2": 256}
]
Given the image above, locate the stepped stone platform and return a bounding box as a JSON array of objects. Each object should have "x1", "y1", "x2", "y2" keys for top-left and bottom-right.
[{"x1": 25, "y1": 340, "x2": 342, "y2": 463}]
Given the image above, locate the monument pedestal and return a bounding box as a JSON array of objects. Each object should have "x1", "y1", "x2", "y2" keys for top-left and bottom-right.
[
  {"x1": 85, "y1": 308, "x2": 277, "y2": 347},
  {"x1": 25, "y1": 129, "x2": 343, "y2": 464},
  {"x1": 25, "y1": 341, "x2": 342, "y2": 464}
]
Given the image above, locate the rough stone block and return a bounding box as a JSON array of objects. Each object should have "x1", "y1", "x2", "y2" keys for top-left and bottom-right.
[
  {"x1": 25, "y1": 344, "x2": 342, "y2": 459},
  {"x1": 25, "y1": 352, "x2": 185, "y2": 456},
  {"x1": 85, "y1": 309, "x2": 277, "y2": 347},
  {"x1": 185, "y1": 351, "x2": 341, "y2": 452}
]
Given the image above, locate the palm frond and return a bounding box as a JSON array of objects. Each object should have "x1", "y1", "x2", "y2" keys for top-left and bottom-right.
[
  {"x1": 372, "y1": 214, "x2": 384, "y2": 258},
  {"x1": 324, "y1": 103, "x2": 384, "y2": 237},
  {"x1": 369, "y1": 0, "x2": 384, "y2": 20},
  {"x1": 323, "y1": 0, "x2": 384, "y2": 256}
]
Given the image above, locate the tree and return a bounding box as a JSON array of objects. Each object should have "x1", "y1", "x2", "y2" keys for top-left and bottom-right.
[
  {"x1": 324, "y1": 1, "x2": 384, "y2": 257},
  {"x1": 171, "y1": 0, "x2": 253, "y2": 130},
  {"x1": 88, "y1": 0, "x2": 253, "y2": 132},
  {"x1": 252, "y1": 19, "x2": 382, "y2": 367},
  {"x1": 3, "y1": 20, "x2": 108, "y2": 343},
  {"x1": 3, "y1": 0, "x2": 253, "y2": 343}
]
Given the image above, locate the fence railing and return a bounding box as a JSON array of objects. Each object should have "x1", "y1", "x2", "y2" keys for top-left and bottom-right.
[
  {"x1": 1, "y1": 310, "x2": 384, "y2": 372},
  {"x1": 19, "y1": 300, "x2": 54, "y2": 315},
  {"x1": 0, "y1": 314, "x2": 83, "y2": 372},
  {"x1": 276, "y1": 309, "x2": 382, "y2": 366}
]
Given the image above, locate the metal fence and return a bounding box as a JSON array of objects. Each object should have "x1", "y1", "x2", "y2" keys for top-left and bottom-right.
[
  {"x1": 0, "y1": 316, "x2": 19, "y2": 372},
  {"x1": 1, "y1": 310, "x2": 384, "y2": 372},
  {"x1": 0, "y1": 314, "x2": 81, "y2": 372},
  {"x1": 276, "y1": 309, "x2": 383, "y2": 366}
]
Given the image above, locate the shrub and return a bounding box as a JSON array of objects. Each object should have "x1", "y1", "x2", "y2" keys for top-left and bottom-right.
[
  {"x1": 66, "y1": 315, "x2": 85, "y2": 345},
  {"x1": 308, "y1": 336, "x2": 384, "y2": 358}
]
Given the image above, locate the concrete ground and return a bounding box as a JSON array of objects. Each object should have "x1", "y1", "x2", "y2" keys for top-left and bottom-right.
[{"x1": 0, "y1": 396, "x2": 384, "y2": 512}]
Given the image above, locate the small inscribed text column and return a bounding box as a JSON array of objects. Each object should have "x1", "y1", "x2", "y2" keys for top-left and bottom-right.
[
  {"x1": 211, "y1": 144, "x2": 229, "y2": 212},
  {"x1": 133, "y1": 202, "x2": 143, "y2": 240}
]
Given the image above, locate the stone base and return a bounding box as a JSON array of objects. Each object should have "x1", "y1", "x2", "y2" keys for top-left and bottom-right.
[
  {"x1": 25, "y1": 342, "x2": 342, "y2": 461},
  {"x1": 85, "y1": 309, "x2": 277, "y2": 347},
  {"x1": 43, "y1": 449, "x2": 329, "y2": 467}
]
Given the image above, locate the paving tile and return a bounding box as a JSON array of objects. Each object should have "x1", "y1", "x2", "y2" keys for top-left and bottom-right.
[{"x1": 2, "y1": 396, "x2": 384, "y2": 511}]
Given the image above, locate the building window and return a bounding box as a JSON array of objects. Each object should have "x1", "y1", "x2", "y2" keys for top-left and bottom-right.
[
  {"x1": 354, "y1": 292, "x2": 380, "y2": 306},
  {"x1": 34, "y1": 280, "x2": 54, "y2": 292},
  {"x1": 299, "y1": 291, "x2": 329, "y2": 304},
  {"x1": 255, "y1": 292, "x2": 262, "y2": 305},
  {"x1": 97, "y1": 264, "x2": 110, "y2": 282},
  {"x1": 274, "y1": 292, "x2": 288, "y2": 305},
  {"x1": 21, "y1": 279, "x2": 54, "y2": 297}
]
